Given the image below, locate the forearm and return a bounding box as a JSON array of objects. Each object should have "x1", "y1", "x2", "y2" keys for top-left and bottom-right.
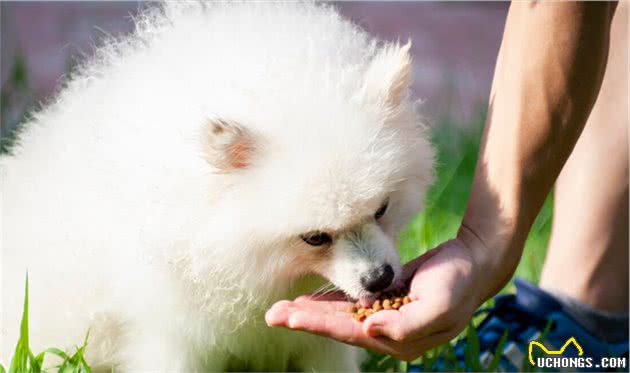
[{"x1": 460, "y1": 2, "x2": 617, "y2": 301}]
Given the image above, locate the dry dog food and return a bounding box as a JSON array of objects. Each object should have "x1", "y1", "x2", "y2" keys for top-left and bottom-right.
[{"x1": 349, "y1": 289, "x2": 412, "y2": 321}]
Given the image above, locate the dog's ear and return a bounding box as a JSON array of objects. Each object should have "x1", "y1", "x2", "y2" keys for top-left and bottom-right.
[
  {"x1": 362, "y1": 41, "x2": 412, "y2": 108},
  {"x1": 203, "y1": 119, "x2": 255, "y2": 172}
]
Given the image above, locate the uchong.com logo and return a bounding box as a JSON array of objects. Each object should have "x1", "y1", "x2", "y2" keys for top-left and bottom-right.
[{"x1": 528, "y1": 337, "x2": 627, "y2": 370}]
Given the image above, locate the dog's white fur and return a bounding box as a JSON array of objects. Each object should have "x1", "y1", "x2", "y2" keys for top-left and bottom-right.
[{"x1": 1, "y1": 2, "x2": 434, "y2": 371}]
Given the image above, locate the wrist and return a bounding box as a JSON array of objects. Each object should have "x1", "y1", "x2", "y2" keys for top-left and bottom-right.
[{"x1": 457, "y1": 219, "x2": 526, "y2": 304}]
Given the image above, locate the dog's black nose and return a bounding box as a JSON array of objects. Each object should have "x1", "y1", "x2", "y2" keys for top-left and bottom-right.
[{"x1": 360, "y1": 264, "x2": 394, "y2": 293}]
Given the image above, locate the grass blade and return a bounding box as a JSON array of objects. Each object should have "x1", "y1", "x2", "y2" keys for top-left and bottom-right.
[
  {"x1": 9, "y1": 274, "x2": 29, "y2": 373},
  {"x1": 521, "y1": 319, "x2": 553, "y2": 372},
  {"x1": 443, "y1": 342, "x2": 463, "y2": 372},
  {"x1": 464, "y1": 322, "x2": 482, "y2": 371},
  {"x1": 43, "y1": 347, "x2": 70, "y2": 361},
  {"x1": 28, "y1": 350, "x2": 44, "y2": 373},
  {"x1": 486, "y1": 329, "x2": 509, "y2": 372}
]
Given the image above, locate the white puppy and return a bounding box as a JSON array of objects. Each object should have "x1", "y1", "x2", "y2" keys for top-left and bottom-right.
[{"x1": 1, "y1": 2, "x2": 433, "y2": 371}]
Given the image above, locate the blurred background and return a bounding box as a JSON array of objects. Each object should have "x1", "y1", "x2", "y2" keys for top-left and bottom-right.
[{"x1": 1, "y1": 1, "x2": 509, "y2": 137}]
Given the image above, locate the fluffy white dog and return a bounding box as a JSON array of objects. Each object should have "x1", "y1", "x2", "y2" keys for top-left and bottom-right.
[{"x1": 1, "y1": 2, "x2": 434, "y2": 371}]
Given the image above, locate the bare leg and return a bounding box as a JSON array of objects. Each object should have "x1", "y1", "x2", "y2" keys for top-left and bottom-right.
[{"x1": 539, "y1": 2, "x2": 628, "y2": 313}]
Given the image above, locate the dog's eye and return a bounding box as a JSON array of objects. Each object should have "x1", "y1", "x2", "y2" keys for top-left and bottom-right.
[
  {"x1": 374, "y1": 199, "x2": 389, "y2": 220},
  {"x1": 301, "y1": 231, "x2": 332, "y2": 246}
]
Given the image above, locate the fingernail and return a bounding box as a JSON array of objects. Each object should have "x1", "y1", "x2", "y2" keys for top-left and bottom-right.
[{"x1": 264, "y1": 309, "x2": 277, "y2": 326}]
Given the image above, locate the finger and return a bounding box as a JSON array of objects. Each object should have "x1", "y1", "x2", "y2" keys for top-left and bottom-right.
[
  {"x1": 265, "y1": 298, "x2": 352, "y2": 327},
  {"x1": 362, "y1": 301, "x2": 447, "y2": 341},
  {"x1": 266, "y1": 300, "x2": 405, "y2": 354},
  {"x1": 290, "y1": 298, "x2": 353, "y2": 313},
  {"x1": 281, "y1": 307, "x2": 412, "y2": 356},
  {"x1": 294, "y1": 291, "x2": 349, "y2": 303},
  {"x1": 284, "y1": 307, "x2": 364, "y2": 343},
  {"x1": 267, "y1": 300, "x2": 454, "y2": 359},
  {"x1": 265, "y1": 300, "x2": 294, "y2": 327}
]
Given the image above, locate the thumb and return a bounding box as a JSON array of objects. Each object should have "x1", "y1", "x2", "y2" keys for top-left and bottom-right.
[
  {"x1": 362, "y1": 309, "x2": 405, "y2": 339},
  {"x1": 362, "y1": 302, "x2": 438, "y2": 341},
  {"x1": 401, "y1": 245, "x2": 443, "y2": 280}
]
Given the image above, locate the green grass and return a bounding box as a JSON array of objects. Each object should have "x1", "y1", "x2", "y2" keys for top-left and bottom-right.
[{"x1": 0, "y1": 276, "x2": 92, "y2": 373}]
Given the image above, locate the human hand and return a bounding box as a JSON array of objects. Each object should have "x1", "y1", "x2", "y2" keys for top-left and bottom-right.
[{"x1": 265, "y1": 238, "x2": 488, "y2": 361}]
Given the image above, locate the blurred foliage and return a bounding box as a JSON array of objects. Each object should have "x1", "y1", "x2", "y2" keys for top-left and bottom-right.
[{"x1": 1, "y1": 54, "x2": 34, "y2": 155}]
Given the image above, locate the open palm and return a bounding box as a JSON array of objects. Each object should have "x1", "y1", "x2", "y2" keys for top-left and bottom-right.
[{"x1": 265, "y1": 239, "x2": 483, "y2": 361}]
